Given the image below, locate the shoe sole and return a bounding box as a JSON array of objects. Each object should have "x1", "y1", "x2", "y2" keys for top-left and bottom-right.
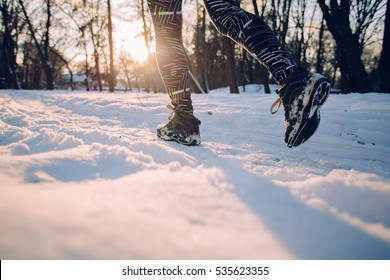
[
  {"x1": 287, "y1": 76, "x2": 330, "y2": 148},
  {"x1": 157, "y1": 132, "x2": 201, "y2": 146}
]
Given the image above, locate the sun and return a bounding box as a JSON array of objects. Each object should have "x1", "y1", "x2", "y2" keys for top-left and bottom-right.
[{"x1": 114, "y1": 19, "x2": 149, "y2": 63}]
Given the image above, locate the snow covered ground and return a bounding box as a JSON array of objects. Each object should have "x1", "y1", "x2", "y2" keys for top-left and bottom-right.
[{"x1": 0, "y1": 86, "x2": 389, "y2": 260}]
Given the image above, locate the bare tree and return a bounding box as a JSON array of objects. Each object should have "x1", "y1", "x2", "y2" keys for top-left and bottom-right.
[
  {"x1": 281, "y1": 0, "x2": 293, "y2": 46},
  {"x1": 18, "y1": 0, "x2": 54, "y2": 89},
  {"x1": 290, "y1": 0, "x2": 308, "y2": 65},
  {"x1": 317, "y1": 0, "x2": 382, "y2": 93},
  {"x1": 55, "y1": 1, "x2": 91, "y2": 90},
  {"x1": 268, "y1": 0, "x2": 292, "y2": 46},
  {"x1": 87, "y1": 0, "x2": 106, "y2": 91},
  {"x1": 118, "y1": 51, "x2": 133, "y2": 91},
  {"x1": 62, "y1": 0, "x2": 109, "y2": 91},
  {"x1": 379, "y1": 0, "x2": 390, "y2": 93}
]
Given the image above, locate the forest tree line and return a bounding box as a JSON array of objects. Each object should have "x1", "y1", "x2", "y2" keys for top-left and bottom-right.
[{"x1": 0, "y1": 0, "x2": 389, "y2": 94}]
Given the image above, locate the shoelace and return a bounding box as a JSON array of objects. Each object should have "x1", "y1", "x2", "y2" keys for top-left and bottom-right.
[
  {"x1": 270, "y1": 98, "x2": 282, "y2": 114},
  {"x1": 269, "y1": 71, "x2": 297, "y2": 115},
  {"x1": 166, "y1": 104, "x2": 175, "y2": 111},
  {"x1": 166, "y1": 104, "x2": 189, "y2": 116}
]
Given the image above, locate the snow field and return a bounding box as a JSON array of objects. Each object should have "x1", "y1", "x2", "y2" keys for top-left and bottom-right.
[{"x1": 0, "y1": 88, "x2": 389, "y2": 259}]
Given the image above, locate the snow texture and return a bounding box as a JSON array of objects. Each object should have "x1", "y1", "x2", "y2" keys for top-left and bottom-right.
[{"x1": 0, "y1": 86, "x2": 389, "y2": 260}]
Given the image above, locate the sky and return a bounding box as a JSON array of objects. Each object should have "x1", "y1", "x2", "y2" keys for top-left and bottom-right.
[{"x1": 113, "y1": 18, "x2": 149, "y2": 63}]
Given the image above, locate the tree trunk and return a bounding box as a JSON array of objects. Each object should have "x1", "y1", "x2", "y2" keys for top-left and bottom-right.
[
  {"x1": 0, "y1": 0, "x2": 20, "y2": 89},
  {"x1": 141, "y1": 0, "x2": 154, "y2": 92},
  {"x1": 252, "y1": 0, "x2": 270, "y2": 93},
  {"x1": 81, "y1": 28, "x2": 90, "y2": 91},
  {"x1": 316, "y1": 17, "x2": 325, "y2": 74},
  {"x1": 89, "y1": 22, "x2": 102, "y2": 91},
  {"x1": 223, "y1": 37, "x2": 239, "y2": 94},
  {"x1": 379, "y1": 0, "x2": 390, "y2": 93},
  {"x1": 317, "y1": 0, "x2": 371, "y2": 93},
  {"x1": 194, "y1": 2, "x2": 208, "y2": 93},
  {"x1": 252, "y1": 0, "x2": 259, "y2": 16},
  {"x1": 243, "y1": 50, "x2": 253, "y2": 84},
  {"x1": 44, "y1": 0, "x2": 51, "y2": 67},
  {"x1": 107, "y1": 0, "x2": 115, "y2": 92}
]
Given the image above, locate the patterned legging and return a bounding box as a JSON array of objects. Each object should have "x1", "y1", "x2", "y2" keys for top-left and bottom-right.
[{"x1": 148, "y1": 0, "x2": 296, "y2": 113}]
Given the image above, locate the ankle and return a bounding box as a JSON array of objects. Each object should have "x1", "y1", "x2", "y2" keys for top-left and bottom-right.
[{"x1": 168, "y1": 104, "x2": 194, "y2": 116}]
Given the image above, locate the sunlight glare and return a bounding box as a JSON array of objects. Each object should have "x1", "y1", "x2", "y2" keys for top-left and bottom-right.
[{"x1": 115, "y1": 19, "x2": 149, "y2": 63}]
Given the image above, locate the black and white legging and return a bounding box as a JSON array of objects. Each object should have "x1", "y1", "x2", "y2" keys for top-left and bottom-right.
[{"x1": 148, "y1": 0, "x2": 297, "y2": 113}]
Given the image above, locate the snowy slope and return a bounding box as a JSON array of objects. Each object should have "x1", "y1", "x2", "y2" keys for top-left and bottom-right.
[{"x1": 0, "y1": 87, "x2": 389, "y2": 260}]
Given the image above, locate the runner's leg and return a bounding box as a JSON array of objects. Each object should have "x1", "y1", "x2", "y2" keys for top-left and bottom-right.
[
  {"x1": 203, "y1": 0, "x2": 297, "y2": 85},
  {"x1": 148, "y1": 0, "x2": 193, "y2": 114}
]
